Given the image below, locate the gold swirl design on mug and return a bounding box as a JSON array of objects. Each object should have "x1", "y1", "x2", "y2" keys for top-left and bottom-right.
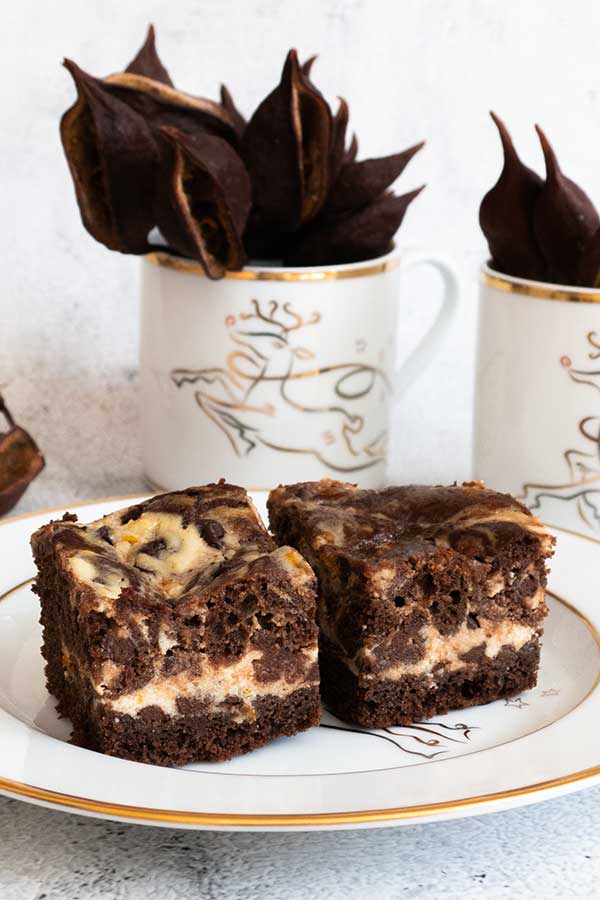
[
  {"x1": 520, "y1": 331, "x2": 600, "y2": 529},
  {"x1": 171, "y1": 299, "x2": 390, "y2": 473}
]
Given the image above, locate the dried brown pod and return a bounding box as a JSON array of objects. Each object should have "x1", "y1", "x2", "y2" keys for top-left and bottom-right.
[
  {"x1": 326, "y1": 141, "x2": 424, "y2": 216},
  {"x1": 61, "y1": 60, "x2": 159, "y2": 253},
  {"x1": 301, "y1": 55, "x2": 317, "y2": 77},
  {"x1": 103, "y1": 72, "x2": 238, "y2": 146},
  {"x1": 0, "y1": 396, "x2": 45, "y2": 516},
  {"x1": 345, "y1": 132, "x2": 358, "y2": 164},
  {"x1": 479, "y1": 112, "x2": 545, "y2": 281},
  {"x1": 241, "y1": 49, "x2": 332, "y2": 230},
  {"x1": 220, "y1": 84, "x2": 246, "y2": 138},
  {"x1": 125, "y1": 24, "x2": 173, "y2": 86},
  {"x1": 329, "y1": 97, "x2": 350, "y2": 185},
  {"x1": 284, "y1": 187, "x2": 424, "y2": 267},
  {"x1": 156, "y1": 126, "x2": 251, "y2": 278},
  {"x1": 533, "y1": 125, "x2": 600, "y2": 285},
  {"x1": 577, "y1": 226, "x2": 600, "y2": 287}
]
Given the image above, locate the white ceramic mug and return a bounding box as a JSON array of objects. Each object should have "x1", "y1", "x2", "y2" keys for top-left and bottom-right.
[
  {"x1": 474, "y1": 264, "x2": 600, "y2": 535},
  {"x1": 140, "y1": 248, "x2": 459, "y2": 491}
]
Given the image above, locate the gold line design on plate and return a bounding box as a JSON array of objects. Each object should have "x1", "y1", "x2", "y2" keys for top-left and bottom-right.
[
  {"x1": 170, "y1": 297, "x2": 389, "y2": 473},
  {"x1": 146, "y1": 251, "x2": 401, "y2": 282}
]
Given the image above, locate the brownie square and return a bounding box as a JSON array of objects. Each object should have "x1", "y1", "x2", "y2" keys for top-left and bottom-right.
[
  {"x1": 31, "y1": 483, "x2": 320, "y2": 766},
  {"x1": 268, "y1": 479, "x2": 554, "y2": 727}
]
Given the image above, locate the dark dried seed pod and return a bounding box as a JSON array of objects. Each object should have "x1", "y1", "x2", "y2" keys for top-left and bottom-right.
[
  {"x1": 284, "y1": 187, "x2": 424, "y2": 267},
  {"x1": 301, "y1": 55, "x2": 317, "y2": 77},
  {"x1": 577, "y1": 226, "x2": 600, "y2": 287},
  {"x1": 156, "y1": 126, "x2": 251, "y2": 278},
  {"x1": 60, "y1": 60, "x2": 159, "y2": 253},
  {"x1": 533, "y1": 124, "x2": 600, "y2": 285},
  {"x1": 326, "y1": 141, "x2": 424, "y2": 216},
  {"x1": 241, "y1": 48, "x2": 332, "y2": 231},
  {"x1": 329, "y1": 97, "x2": 350, "y2": 186},
  {"x1": 102, "y1": 72, "x2": 238, "y2": 148},
  {"x1": 125, "y1": 24, "x2": 173, "y2": 87},
  {"x1": 479, "y1": 112, "x2": 545, "y2": 281},
  {"x1": 0, "y1": 396, "x2": 45, "y2": 516},
  {"x1": 219, "y1": 84, "x2": 246, "y2": 138},
  {"x1": 345, "y1": 132, "x2": 358, "y2": 164}
]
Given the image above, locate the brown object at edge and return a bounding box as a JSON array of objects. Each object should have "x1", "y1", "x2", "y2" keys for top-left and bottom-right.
[
  {"x1": 533, "y1": 124, "x2": 600, "y2": 285},
  {"x1": 0, "y1": 395, "x2": 45, "y2": 516}
]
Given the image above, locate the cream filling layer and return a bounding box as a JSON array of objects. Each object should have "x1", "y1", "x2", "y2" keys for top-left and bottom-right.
[
  {"x1": 101, "y1": 645, "x2": 319, "y2": 719},
  {"x1": 342, "y1": 618, "x2": 537, "y2": 681}
]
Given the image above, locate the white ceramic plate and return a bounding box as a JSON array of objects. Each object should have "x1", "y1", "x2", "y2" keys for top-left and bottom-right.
[{"x1": 1, "y1": 494, "x2": 599, "y2": 831}]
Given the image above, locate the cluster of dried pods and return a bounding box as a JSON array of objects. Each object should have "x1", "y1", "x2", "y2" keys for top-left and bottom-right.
[
  {"x1": 480, "y1": 112, "x2": 600, "y2": 287},
  {"x1": 0, "y1": 396, "x2": 45, "y2": 515},
  {"x1": 60, "y1": 26, "x2": 424, "y2": 278}
]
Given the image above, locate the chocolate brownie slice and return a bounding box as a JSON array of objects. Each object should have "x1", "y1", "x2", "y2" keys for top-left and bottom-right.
[
  {"x1": 31, "y1": 483, "x2": 320, "y2": 765},
  {"x1": 268, "y1": 479, "x2": 554, "y2": 727}
]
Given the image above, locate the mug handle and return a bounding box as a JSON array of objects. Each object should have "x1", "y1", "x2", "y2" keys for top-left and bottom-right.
[{"x1": 394, "y1": 250, "x2": 461, "y2": 394}]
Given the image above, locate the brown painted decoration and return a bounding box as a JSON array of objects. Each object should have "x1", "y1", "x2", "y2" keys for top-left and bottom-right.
[
  {"x1": 59, "y1": 28, "x2": 424, "y2": 276},
  {"x1": 0, "y1": 396, "x2": 45, "y2": 516},
  {"x1": 480, "y1": 113, "x2": 600, "y2": 287}
]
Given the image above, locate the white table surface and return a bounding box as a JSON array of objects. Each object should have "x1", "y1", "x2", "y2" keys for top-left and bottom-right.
[{"x1": 0, "y1": 479, "x2": 599, "y2": 900}]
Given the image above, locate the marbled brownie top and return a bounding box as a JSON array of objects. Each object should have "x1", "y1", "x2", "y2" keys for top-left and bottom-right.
[
  {"x1": 268, "y1": 479, "x2": 554, "y2": 568},
  {"x1": 32, "y1": 482, "x2": 315, "y2": 617}
]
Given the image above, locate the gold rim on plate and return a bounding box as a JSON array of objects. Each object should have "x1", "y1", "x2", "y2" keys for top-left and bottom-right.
[{"x1": 1, "y1": 498, "x2": 599, "y2": 827}]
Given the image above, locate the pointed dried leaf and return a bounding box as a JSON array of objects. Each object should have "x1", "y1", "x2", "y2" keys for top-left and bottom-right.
[
  {"x1": 327, "y1": 141, "x2": 424, "y2": 216},
  {"x1": 284, "y1": 187, "x2": 424, "y2": 266},
  {"x1": 479, "y1": 112, "x2": 545, "y2": 280},
  {"x1": 301, "y1": 55, "x2": 317, "y2": 77},
  {"x1": 157, "y1": 126, "x2": 251, "y2": 278},
  {"x1": 0, "y1": 396, "x2": 45, "y2": 516},
  {"x1": 241, "y1": 48, "x2": 331, "y2": 230},
  {"x1": 329, "y1": 97, "x2": 349, "y2": 185},
  {"x1": 220, "y1": 84, "x2": 246, "y2": 138},
  {"x1": 533, "y1": 125, "x2": 600, "y2": 284},
  {"x1": 60, "y1": 60, "x2": 159, "y2": 253},
  {"x1": 345, "y1": 132, "x2": 358, "y2": 164},
  {"x1": 125, "y1": 25, "x2": 173, "y2": 86}
]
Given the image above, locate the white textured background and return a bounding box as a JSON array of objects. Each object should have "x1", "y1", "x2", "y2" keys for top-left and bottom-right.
[
  {"x1": 3, "y1": 1, "x2": 600, "y2": 897},
  {"x1": 9, "y1": 0, "x2": 600, "y2": 506}
]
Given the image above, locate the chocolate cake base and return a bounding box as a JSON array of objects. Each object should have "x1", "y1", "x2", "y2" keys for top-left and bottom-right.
[
  {"x1": 319, "y1": 636, "x2": 540, "y2": 728},
  {"x1": 45, "y1": 615, "x2": 319, "y2": 766}
]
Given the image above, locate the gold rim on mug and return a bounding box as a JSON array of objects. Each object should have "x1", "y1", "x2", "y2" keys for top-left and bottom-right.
[
  {"x1": 1, "y1": 494, "x2": 600, "y2": 826},
  {"x1": 146, "y1": 251, "x2": 401, "y2": 282},
  {"x1": 481, "y1": 266, "x2": 600, "y2": 303}
]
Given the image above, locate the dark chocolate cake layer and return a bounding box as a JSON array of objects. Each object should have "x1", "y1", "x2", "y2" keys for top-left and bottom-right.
[
  {"x1": 268, "y1": 479, "x2": 554, "y2": 727},
  {"x1": 32, "y1": 483, "x2": 320, "y2": 766}
]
